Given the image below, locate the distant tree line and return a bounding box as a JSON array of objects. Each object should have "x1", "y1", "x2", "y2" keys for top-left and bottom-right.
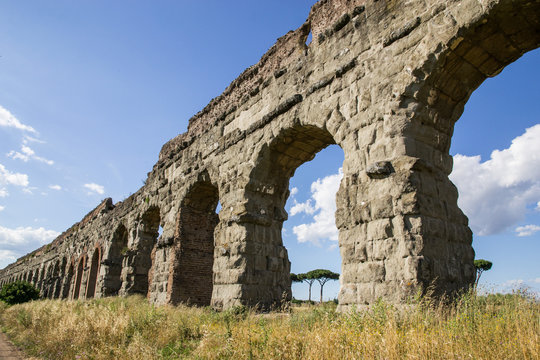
[{"x1": 291, "y1": 269, "x2": 339, "y2": 303}]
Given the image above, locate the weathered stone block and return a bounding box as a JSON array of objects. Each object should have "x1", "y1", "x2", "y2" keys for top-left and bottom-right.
[{"x1": 366, "y1": 218, "x2": 393, "y2": 241}]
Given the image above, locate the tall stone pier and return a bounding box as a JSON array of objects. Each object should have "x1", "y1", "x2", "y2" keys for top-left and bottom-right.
[{"x1": 1, "y1": 0, "x2": 538, "y2": 310}]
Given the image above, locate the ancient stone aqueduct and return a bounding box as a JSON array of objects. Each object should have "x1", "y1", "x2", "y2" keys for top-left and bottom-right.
[{"x1": 0, "y1": 0, "x2": 538, "y2": 310}]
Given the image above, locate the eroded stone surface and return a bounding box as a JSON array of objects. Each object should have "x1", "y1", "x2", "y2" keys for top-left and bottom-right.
[{"x1": 1, "y1": 0, "x2": 539, "y2": 310}]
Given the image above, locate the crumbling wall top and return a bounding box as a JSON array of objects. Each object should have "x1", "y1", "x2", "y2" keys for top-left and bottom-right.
[{"x1": 158, "y1": 0, "x2": 366, "y2": 162}]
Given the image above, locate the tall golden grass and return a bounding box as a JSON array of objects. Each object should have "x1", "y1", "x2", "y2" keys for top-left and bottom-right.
[{"x1": 0, "y1": 290, "x2": 538, "y2": 359}]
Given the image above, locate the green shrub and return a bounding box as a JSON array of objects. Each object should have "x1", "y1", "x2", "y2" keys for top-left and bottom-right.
[{"x1": 0, "y1": 281, "x2": 40, "y2": 305}]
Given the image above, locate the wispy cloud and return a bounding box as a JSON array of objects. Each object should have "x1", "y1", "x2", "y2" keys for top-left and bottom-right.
[
  {"x1": 22, "y1": 187, "x2": 37, "y2": 195},
  {"x1": 84, "y1": 183, "x2": 105, "y2": 195},
  {"x1": 0, "y1": 249, "x2": 18, "y2": 268},
  {"x1": 515, "y1": 224, "x2": 540, "y2": 237},
  {"x1": 450, "y1": 124, "x2": 540, "y2": 236},
  {"x1": 48, "y1": 184, "x2": 62, "y2": 191},
  {"x1": 22, "y1": 135, "x2": 45, "y2": 144},
  {"x1": 0, "y1": 105, "x2": 36, "y2": 133},
  {"x1": 7, "y1": 145, "x2": 54, "y2": 165},
  {"x1": 0, "y1": 188, "x2": 7, "y2": 198},
  {"x1": 500, "y1": 277, "x2": 540, "y2": 289},
  {"x1": 0, "y1": 163, "x2": 29, "y2": 188},
  {"x1": 290, "y1": 168, "x2": 342, "y2": 245},
  {"x1": 0, "y1": 205, "x2": 4, "y2": 212}
]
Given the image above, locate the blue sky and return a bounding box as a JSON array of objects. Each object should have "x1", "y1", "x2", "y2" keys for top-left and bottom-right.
[{"x1": 0, "y1": 1, "x2": 538, "y2": 301}]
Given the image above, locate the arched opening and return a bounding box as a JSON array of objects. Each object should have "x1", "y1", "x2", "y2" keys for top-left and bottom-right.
[
  {"x1": 243, "y1": 123, "x2": 341, "y2": 308},
  {"x1": 62, "y1": 261, "x2": 74, "y2": 299},
  {"x1": 32, "y1": 269, "x2": 39, "y2": 285},
  {"x1": 38, "y1": 266, "x2": 46, "y2": 291},
  {"x1": 447, "y1": 49, "x2": 540, "y2": 293},
  {"x1": 399, "y1": 1, "x2": 540, "y2": 297},
  {"x1": 104, "y1": 225, "x2": 128, "y2": 296},
  {"x1": 284, "y1": 144, "x2": 344, "y2": 303},
  {"x1": 53, "y1": 258, "x2": 66, "y2": 298},
  {"x1": 124, "y1": 207, "x2": 160, "y2": 296},
  {"x1": 85, "y1": 247, "x2": 101, "y2": 299},
  {"x1": 27, "y1": 270, "x2": 33, "y2": 283},
  {"x1": 48, "y1": 261, "x2": 60, "y2": 299},
  {"x1": 42, "y1": 264, "x2": 52, "y2": 298},
  {"x1": 170, "y1": 175, "x2": 219, "y2": 306},
  {"x1": 73, "y1": 255, "x2": 86, "y2": 300}
]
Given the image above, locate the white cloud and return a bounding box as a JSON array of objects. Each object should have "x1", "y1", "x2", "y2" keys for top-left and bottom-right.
[
  {"x1": 49, "y1": 184, "x2": 62, "y2": 191},
  {"x1": 290, "y1": 199, "x2": 315, "y2": 216},
  {"x1": 0, "y1": 188, "x2": 7, "y2": 198},
  {"x1": 450, "y1": 124, "x2": 540, "y2": 236},
  {"x1": 515, "y1": 224, "x2": 540, "y2": 237},
  {"x1": 84, "y1": 183, "x2": 105, "y2": 195},
  {"x1": 500, "y1": 278, "x2": 540, "y2": 292},
  {"x1": 22, "y1": 187, "x2": 37, "y2": 195},
  {"x1": 290, "y1": 187, "x2": 298, "y2": 197},
  {"x1": 22, "y1": 135, "x2": 45, "y2": 144},
  {"x1": 536, "y1": 201, "x2": 540, "y2": 211},
  {"x1": 0, "y1": 205, "x2": 4, "y2": 212},
  {"x1": 7, "y1": 145, "x2": 54, "y2": 165},
  {"x1": 291, "y1": 168, "x2": 343, "y2": 245},
  {"x1": 7, "y1": 145, "x2": 33, "y2": 161},
  {"x1": 0, "y1": 225, "x2": 59, "y2": 247},
  {"x1": 0, "y1": 250, "x2": 18, "y2": 268},
  {"x1": 502, "y1": 279, "x2": 526, "y2": 288},
  {"x1": 0, "y1": 105, "x2": 36, "y2": 133},
  {"x1": 0, "y1": 225, "x2": 60, "y2": 269},
  {"x1": 0, "y1": 163, "x2": 29, "y2": 187}
]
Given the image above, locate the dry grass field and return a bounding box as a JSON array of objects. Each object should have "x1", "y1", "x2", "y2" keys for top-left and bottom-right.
[{"x1": 0, "y1": 290, "x2": 538, "y2": 359}]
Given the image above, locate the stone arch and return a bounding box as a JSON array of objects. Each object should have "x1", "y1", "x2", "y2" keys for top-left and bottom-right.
[
  {"x1": 62, "y1": 260, "x2": 74, "y2": 299},
  {"x1": 103, "y1": 224, "x2": 128, "y2": 296},
  {"x1": 169, "y1": 171, "x2": 219, "y2": 306},
  {"x1": 85, "y1": 245, "x2": 102, "y2": 299},
  {"x1": 32, "y1": 268, "x2": 39, "y2": 285},
  {"x1": 73, "y1": 254, "x2": 87, "y2": 300},
  {"x1": 42, "y1": 263, "x2": 54, "y2": 298},
  {"x1": 394, "y1": 0, "x2": 540, "y2": 297},
  {"x1": 37, "y1": 266, "x2": 46, "y2": 291},
  {"x1": 53, "y1": 258, "x2": 65, "y2": 298},
  {"x1": 50, "y1": 260, "x2": 59, "y2": 298},
  {"x1": 213, "y1": 123, "x2": 342, "y2": 309},
  {"x1": 122, "y1": 207, "x2": 161, "y2": 296}
]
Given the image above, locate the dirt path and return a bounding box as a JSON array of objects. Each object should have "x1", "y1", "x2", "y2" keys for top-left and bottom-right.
[{"x1": 0, "y1": 332, "x2": 23, "y2": 360}]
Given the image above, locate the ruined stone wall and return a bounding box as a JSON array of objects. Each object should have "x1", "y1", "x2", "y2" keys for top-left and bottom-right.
[{"x1": 1, "y1": 0, "x2": 538, "y2": 310}]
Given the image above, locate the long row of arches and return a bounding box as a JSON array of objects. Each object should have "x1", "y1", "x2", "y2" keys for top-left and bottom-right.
[
  {"x1": 0, "y1": 189, "x2": 220, "y2": 306},
  {"x1": 0, "y1": 248, "x2": 100, "y2": 301}
]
